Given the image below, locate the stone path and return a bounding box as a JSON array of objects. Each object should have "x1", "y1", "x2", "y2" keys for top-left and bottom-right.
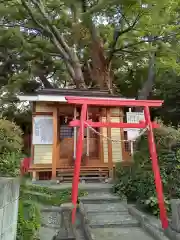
[
  {"x1": 80, "y1": 193, "x2": 156, "y2": 240},
  {"x1": 31, "y1": 181, "x2": 170, "y2": 240}
]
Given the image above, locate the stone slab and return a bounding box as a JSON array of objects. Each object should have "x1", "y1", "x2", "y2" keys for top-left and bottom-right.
[
  {"x1": 87, "y1": 212, "x2": 139, "y2": 227},
  {"x1": 84, "y1": 203, "x2": 128, "y2": 213},
  {"x1": 171, "y1": 199, "x2": 180, "y2": 232},
  {"x1": 91, "y1": 227, "x2": 155, "y2": 240},
  {"x1": 80, "y1": 194, "x2": 120, "y2": 204}
]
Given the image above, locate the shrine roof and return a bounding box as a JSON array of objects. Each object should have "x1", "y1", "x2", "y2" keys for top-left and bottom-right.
[{"x1": 18, "y1": 88, "x2": 134, "y2": 102}]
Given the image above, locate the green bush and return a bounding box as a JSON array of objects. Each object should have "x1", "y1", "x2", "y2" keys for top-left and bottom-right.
[
  {"x1": 0, "y1": 118, "x2": 24, "y2": 176},
  {"x1": 0, "y1": 152, "x2": 23, "y2": 177},
  {"x1": 113, "y1": 122, "x2": 180, "y2": 216},
  {"x1": 0, "y1": 118, "x2": 23, "y2": 153},
  {"x1": 17, "y1": 183, "x2": 87, "y2": 239},
  {"x1": 17, "y1": 199, "x2": 40, "y2": 240}
]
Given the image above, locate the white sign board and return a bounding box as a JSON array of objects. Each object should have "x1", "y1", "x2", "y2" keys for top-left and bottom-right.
[
  {"x1": 33, "y1": 116, "x2": 53, "y2": 144},
  {"x1": 125, "y1": 111, "x2": 145, "y2": 140}
]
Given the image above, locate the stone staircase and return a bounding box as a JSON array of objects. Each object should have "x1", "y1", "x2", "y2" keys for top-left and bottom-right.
[
  {"x1": 30, "y1": 182, "x2": 171, "y2": 240},
  {"x1": 78, "y1": 189, "x2": 169, "y2": 240}
]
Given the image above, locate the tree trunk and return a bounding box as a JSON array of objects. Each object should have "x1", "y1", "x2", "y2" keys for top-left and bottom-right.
[
  {"x1": 137, "y1": 52, "x2": 155, "y2": 100},
  {"x1": 89, "y1": 40, "x2": 113, "y2": 93},
  {"x1": 73, "y1": 62, "x2": 87, "y2": 89},
  {"x1": 135, "y1": 52, "x2": 156, "y2": 112}
]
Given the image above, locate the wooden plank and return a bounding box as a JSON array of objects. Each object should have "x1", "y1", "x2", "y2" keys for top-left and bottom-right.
[
  {"x1": 29, "y1": 162, "x2": 110, "y2": 171},
  {"x1": 106, "y1": 108, "x2": 113, "y2": 177},
  {"x1": 52, "y1": 106, "x2": 58, "y2": 179},
  {"x1": 32, "y1": 112, "x2": 53, "y2": 116}
]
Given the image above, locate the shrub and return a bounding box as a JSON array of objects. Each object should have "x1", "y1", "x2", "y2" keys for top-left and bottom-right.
[
  {"x1": 0, "y1": 152, "x2": 23, "y2": 177},
  {"x1": 0, "y1": 118, "x2": 23, "y2": 153},
  {"x1": 0, "y1": 118, "x2": 23, "y2": 176},
  {"x1": 113, "y1": 122, "x2": 180, "y2": 216},
  {"x1": 17, "y1": 199, "x2": 40, "y2": 240}
]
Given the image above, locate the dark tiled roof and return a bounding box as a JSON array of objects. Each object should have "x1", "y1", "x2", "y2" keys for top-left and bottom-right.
[{"x1": 36, "y1": 88, "x2": 123, "y2": 98}]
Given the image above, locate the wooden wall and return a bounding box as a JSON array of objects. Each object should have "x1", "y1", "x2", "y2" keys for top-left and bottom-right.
[
  {"x1": 34, "y1": 145, "x2": 52, "y2": 164},
  {"x1": 102, "y1": 108, "x2": 123, "y2": 163},
  {"x1": 111, "y1": 116, "x2": 123, "y2": 162},
  {"x1": 35, "y1": 102, "x2": 53, "y2": 112},
  {"x1": 33, "y1": 102, "x2": 53, "y2": 164}
]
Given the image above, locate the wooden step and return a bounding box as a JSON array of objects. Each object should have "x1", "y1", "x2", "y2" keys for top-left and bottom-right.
[
  {"x1": 29, "y1": 167, "x2": 109, "y2": 172},
  {"x1": 57, "y1": 172, "x2": 108, "y2": 177},
  {"x1": 56, "y1": 176, "x2": 108, "y2": 183},
  {"x1": 57, "y1": 169, "x2": 109, "y2": 174}
]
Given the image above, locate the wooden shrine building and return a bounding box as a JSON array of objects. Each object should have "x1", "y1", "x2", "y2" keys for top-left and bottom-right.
[{"x1": 18, "y1": 88, "x2": 133, "y2": 181}]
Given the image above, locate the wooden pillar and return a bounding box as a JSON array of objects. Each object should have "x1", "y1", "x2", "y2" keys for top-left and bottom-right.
[
  {"x1": 106, "y1": 108, "x2": 113, "y2": 178},
  {"x1": 52, "y1": 106, "x2": 58, "y2": 180}
]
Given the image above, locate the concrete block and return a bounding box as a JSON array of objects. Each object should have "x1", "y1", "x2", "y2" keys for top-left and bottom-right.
[
  {"x1": 0, "y1": 208, "x2": 4, "y2": 238},
  {"x1": 2, "y1": 202, "x2": 14, "y2": 234},
  {"x1": 11, "y1": 178, "x2": 20, "y2": 200},
  {"x1": 0, "y1": 179, "x2": 7, "y2": 208},
  {"x1": 171, "y1": 199, "x2": 180, "y2": 232},
  {"x1": 1, "y1": 225, "x2": 16, "y2": 240},
  {"x1": 13, "y1": 198, "x2": 19, "y2": 225},
  {"x1": 4, "y1": 180, "x2": 14, "y2": 206},
  {"x1": 0, "y1": 178, "x2": 20, "y2": 240}
]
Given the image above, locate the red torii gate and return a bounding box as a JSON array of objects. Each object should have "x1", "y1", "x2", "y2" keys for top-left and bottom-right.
[{"x1": 66, "y1": 96, "x2": 169, "y2": 230}]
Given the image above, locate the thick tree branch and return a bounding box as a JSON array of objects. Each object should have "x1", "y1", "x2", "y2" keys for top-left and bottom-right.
[
  {"x1": 30, "y1": 0, "x2": 87, "y2": 89},
  {"x1": 38, "y1": 74, "x2": 54, "y2": 88},
  {"x1": 107, "y1": 12, "x2": 142, "y2": 63},
  {"x1": 31, "y1": 0, "x2": 71, "y2": 57},
  {"x1": 21, "y1": 0, "x2": 74, "y2": 67},
  {"x1": 21, "y1": 0, "x2": 51, "y2": 35},
  {"x1": 114, "y1": 33, "x2": 178, "y2": 53}
]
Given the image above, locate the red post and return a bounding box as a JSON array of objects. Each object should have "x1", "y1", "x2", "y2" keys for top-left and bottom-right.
[
  {"x1": 71, "y1": 104, "x2": 87, "y2": 224},
  {"x1": 144, "y1": 106, "x2": 168, "y2": 229}
]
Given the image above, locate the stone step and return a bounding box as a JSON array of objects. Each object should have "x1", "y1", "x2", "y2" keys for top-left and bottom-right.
[
  {"x1": 84, "y1": 203, "x2": 128, "y2": 213},
  {"x1": 80, "y1": 193, "x2": 120, "y2": 204},
  {"x1": 87, "y1": 212, "x2": 139, "y2": 228},
  {"x1": 91, "y1": 227, "x2": 155, "y2": 240}
]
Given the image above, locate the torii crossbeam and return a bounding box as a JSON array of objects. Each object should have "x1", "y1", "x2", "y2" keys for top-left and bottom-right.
[{"x1": 65, "y1": 96, "x2": 168, "y2": 230}]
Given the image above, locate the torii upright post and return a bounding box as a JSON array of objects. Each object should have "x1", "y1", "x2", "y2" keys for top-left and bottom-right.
[
  {"x1": 71, "y1": 104, "x2": 87, "y2": 224},
  {"x1": 144, "y1": 106, "x2": 168, "y2": 229}
]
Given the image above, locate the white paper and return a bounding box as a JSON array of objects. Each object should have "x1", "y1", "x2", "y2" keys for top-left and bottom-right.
[{"x1": 33, "y1": 116, "x2": 53, "y2": 144}]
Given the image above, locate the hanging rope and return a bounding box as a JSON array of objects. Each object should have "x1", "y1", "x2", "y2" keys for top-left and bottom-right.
[{"x1": 85, "y1": 121, "x2": 149, "y2": 143}]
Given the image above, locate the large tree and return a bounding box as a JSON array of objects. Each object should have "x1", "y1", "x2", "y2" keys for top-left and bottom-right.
[{"x1": 0, "y1": 0, "x2": 179, "y2": 99}]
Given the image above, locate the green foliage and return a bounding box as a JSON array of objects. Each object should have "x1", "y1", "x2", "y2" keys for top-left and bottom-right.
[
  {"x1": 0, "y1": 118, "x2": 24, "y2": 176},
  {"x1": 16, "y1": 182, "x2": 87, "y2": 239},
  {"x1": 0, "y1": 0, "x2": 179, "y2": 96},
  {"x1": 0, "y1": 152, "x2": 23, "y2": 177},
  {"x1": 0, "y1": 118, "x2": 23, "y2": 153},
  {"x1": 21, "y1": 184, "x2": 87, "y2": 206},
  {"x1": 113, "y1": 123, "x2": 180, "y2": 216},
  {"x1": 17, "y1": 199, "x2": 40, "y2": 240}
]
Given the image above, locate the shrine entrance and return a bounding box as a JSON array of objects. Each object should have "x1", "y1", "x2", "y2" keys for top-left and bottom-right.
[{"x1": 66, "y1": 96, "x2": 168, "y2": 230}]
